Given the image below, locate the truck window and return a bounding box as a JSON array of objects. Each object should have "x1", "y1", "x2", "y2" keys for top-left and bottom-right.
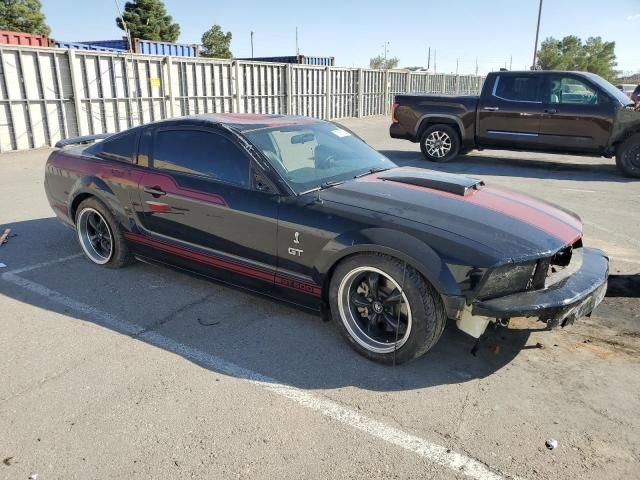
[
  {"x1": 492, "y1": 75, "x2": 540, "y2": 102},
  {"x1": 547, "y1": 76, "x2": 598, "y2": 105}
]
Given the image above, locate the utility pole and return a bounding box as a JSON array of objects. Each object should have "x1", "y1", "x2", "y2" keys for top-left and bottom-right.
[
  {"x1": 382, "y1": 41, "x2": 390, "y2": 61},
  {"x1": 456, "y1": 58, "x2": 459, "y2": 75},
  {"x1": 475, "y1": 57, "x2": 478, "y2": 75},
  {"x1": 427, "y1": 47, "x2": 431, "y2": 70},
  {"x1": 295, "y1": 27, "x2": 299, "y2": 56},
  {"x1": 250, "y1": 31, "x2": 254, "y2": 58},
  {"x1": 509, "y1": 55, "x2": 513, "y2": 70},
  {"x1": 434, "y1": 50, "x2": 437, "y2": 73},
  {"x1": 531, "y1": 0, "x2": 543, "y2": 69}
]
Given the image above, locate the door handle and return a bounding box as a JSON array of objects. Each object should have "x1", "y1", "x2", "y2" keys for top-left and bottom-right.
[
  {"x1": 483, "y1": 106, "x2": 499, "y2": 111},
  {"x1": 544, "y1": 108, "x2": 558, "y2": 114},
  {"x1": 143, "y1": 185, "x2": 166, "y2": 197}
]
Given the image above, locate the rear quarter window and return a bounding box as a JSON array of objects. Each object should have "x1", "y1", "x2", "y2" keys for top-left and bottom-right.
[
  {"x1": 493, "y1": 75, "x2": 540, "y2": 102},
  {"x1": 86, "y1": 131, "x2": 138, "y2": 163}
]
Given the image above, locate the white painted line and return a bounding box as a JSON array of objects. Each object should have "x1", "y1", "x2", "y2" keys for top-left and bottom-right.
[
  {"x1": 1, "y1": 264, "x2": 517, "y2": 480},
  {"x1": 1, "y1": 270, "x2": 142, "y2": 337},
  {"x1": 561, "y1": 188, "x2": 597, "y2": 193},
  {"x1": 4, "y1": 253, "x2": 83, "y2": 275}
]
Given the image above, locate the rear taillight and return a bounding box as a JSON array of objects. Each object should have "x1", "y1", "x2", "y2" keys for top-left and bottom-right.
[{"x1": 391, "y1": 102, "x2": 399, "y2": 123}]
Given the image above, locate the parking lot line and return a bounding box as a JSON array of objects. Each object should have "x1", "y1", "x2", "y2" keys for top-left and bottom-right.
[{"x1": 0, "y1": 255, "x2": 520, "y2": 480}]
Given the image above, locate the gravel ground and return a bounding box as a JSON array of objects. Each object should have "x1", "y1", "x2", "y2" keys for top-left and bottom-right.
[{"x1": 0, "y1": 116, "x2": 639, "y2": 480}]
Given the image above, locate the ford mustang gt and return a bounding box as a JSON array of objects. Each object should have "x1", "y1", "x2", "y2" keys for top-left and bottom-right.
[{"x1": 45, "y1": 114, "x2": 609, "y2": 364}]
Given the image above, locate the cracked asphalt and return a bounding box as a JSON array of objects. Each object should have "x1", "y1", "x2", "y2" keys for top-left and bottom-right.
[{"x1": 1, "y1": 116, "x2": 639, "y2": 479}]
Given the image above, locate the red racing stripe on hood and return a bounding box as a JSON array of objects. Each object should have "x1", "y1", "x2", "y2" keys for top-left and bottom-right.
[
  {"x1": 466, "y1": 186, "x2": 582, "y2": 244},
  {"x1": 370, "y1": 176, "x2": 582, "y2": 244}
]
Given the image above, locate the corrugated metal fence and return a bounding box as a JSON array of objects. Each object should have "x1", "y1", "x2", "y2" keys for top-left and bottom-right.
[{"x1": 0, "y1": 45, "x2": 485, "y2": 152}]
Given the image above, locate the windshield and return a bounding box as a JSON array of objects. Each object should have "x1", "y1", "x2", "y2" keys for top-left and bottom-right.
[
  {"x1": 583, "y1": 72, "x2": 635, "y2": 105},
  {"x1": 243, "y1": 122, "x2": 396, "y2": 193}
]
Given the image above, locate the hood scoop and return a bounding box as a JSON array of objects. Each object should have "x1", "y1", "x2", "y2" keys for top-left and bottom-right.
[{"x1": 380, "y1": 168, "x2": 484, "y2": 196}]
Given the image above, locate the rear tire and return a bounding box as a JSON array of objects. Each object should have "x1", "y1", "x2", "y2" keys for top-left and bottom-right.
[
  {"x1": 75, "y1": 197, "x2": 133, "y2": 269},
  {"x1": 420, "y1": 124, "x2": 460, "y2": 162},
  {"x1": 329, "y1": 253, "x2": 447, "y2": 364},
  {"x1": 616, "y1": 133, "x2": 640, "y2": 178}
]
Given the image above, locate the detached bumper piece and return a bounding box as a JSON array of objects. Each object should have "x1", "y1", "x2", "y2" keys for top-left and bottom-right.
[{"x1": 472, "y1": 248, "x2": 608, "y2": 328}]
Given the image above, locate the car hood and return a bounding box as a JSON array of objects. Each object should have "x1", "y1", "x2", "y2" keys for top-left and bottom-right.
[{"x1": 320, "y1": 167, "x2": 582, "y2": 260}]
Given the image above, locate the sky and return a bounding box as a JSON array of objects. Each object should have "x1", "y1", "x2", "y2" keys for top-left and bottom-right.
[{"x1": 41, "y1": 0, "x2": 640, "y2": 75}]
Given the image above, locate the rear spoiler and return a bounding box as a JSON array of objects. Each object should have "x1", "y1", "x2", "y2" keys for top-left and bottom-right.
[{"x1": 54, "y1": 133, "x2": 113, "y2": 148}]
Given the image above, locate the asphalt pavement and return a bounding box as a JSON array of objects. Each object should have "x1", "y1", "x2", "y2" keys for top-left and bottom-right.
[{"x1": 1, "y1": 116, "x2": 639, "y2": 480}]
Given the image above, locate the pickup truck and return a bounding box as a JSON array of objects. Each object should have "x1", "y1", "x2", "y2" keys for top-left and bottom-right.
[{"x1": 390, "y1": 70, "x2": 640, "y2": 177}]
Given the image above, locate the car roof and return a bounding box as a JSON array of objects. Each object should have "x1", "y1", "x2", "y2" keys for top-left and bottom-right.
[{"x1": 148, "y1": 113, "x2": 322, "y2": 132}]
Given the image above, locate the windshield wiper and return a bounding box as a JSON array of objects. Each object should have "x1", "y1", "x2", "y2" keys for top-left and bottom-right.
[
  {"x1": 353, "y1": 167, "x2": 390, "y2": 179},
  {"x1": 298, "y1": 180, "x2": 346, "y2": 196}
]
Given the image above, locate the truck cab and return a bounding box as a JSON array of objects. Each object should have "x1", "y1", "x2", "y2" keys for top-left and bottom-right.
[{"x1": 391, "y1": 70, "x2": 640, "y2": 177}]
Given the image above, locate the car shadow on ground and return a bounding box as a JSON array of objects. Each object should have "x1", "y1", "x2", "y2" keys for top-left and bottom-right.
[
  {"x1": 1, "y1": 217, "x2": 632, "y2": 393},
  {"x1": 0, "y1": 218, "x2": 536, "y2": 393},
  {"x1": 379, "y1": 150, "x2": 638, "y2": 183}
]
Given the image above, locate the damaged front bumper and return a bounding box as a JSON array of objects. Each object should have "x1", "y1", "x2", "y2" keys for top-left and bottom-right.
[{"x1": 472, "y1": 247, "x2": 608, "y2": 328}]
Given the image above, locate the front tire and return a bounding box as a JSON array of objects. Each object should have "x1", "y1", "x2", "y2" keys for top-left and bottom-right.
[
  {"x1": 616, "y1": 133, "x2": 640, "y2": 178},
  {"x1": 420, "y1": 124, "x2": 460, "y2": 162},
  {"x1": 329, "y1": 253, "x2": 447, "y2": 364},
  {"x1": 75, "y1": 197, "x2": 133, "y2": 269}
]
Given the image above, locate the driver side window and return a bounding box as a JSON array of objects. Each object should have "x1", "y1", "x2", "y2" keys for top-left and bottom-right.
[{"x1": 547, "y1": 76, "x2": 598, "y2": 105}]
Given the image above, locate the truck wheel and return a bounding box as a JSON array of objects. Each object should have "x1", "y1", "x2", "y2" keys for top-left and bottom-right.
[
  {"x1": 616, "y1": 133, "x2": 640, "y2": 178},
  {"x1": 329, "y1": 253, "x2": 447, "y2": 364},
  {"x1": 420, "y1": 124, "x2": 460, "y2": 162},
  {"x1": 75, "y1": 197, "x2": 133, "y2": 269}
]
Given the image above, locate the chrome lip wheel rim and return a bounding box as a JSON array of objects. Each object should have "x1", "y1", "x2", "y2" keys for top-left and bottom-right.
[
  {"x1": 425, "y1": 131, "x2": 452, "y2": 158},
  {"x1": 77, "y1": 208, "x2": 113, "y2": 265},
  {"x1": 337, "y1": 266, "x2": 412, "y2": 354}
]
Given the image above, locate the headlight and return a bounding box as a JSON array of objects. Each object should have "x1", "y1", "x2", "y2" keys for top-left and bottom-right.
[{"x1": 476, "y1": 260, "x2": 537, "y2": 299}]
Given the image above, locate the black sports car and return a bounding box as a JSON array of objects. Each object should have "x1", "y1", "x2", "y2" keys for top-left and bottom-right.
[{"x1": 45, "y1": 114, "x2": 609, "y2": 364}]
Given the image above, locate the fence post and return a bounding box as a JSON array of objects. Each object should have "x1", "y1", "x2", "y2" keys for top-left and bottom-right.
[
  {"x1": 325, "y1": 66, "x2": 331, "y2": 120},
  {"x1": 164, "y1": 56, "x2": 175, "y2": 118},
  {"x1": 232, "y1": 61, "x2": 241, "y2": 113},
  {"x1": 357, "y1": 68, "x2": 363, "y2": 118},
  {"x1": 286, "y1": 64, "x2": 293, "y2": 115},
  {"x1": 384, "y1": 70, "x2": 390, "y2": 115},
  {"x1": 67, "y1": 49, "x2": 85, "y2": 136}
]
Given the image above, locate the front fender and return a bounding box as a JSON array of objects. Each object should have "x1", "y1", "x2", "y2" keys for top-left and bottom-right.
[{"x1": 315, "y1": 228, "x2": 461, "y2": 299}]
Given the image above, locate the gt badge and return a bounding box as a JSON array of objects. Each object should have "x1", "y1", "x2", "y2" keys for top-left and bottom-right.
[{"x1": 289, "y1": 231, "x2": 303, "y2": 256}]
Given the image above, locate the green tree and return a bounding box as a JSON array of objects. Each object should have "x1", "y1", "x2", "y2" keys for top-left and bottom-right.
[
  {"x1": 201, "y1": 24, "x2": 232, "y2": 58},
  {"x1": 369, "y1": 55, "x2": 399, "y2": 70},
  {"x1": 537, "y1": 35, "x2": 618, "y2": 82},
  {"x1": 0, "y1": 0, "x2": 50, "y2": 35},
  {"x1": 116, "y1": 0, "x2": 180, "y2": 42}
]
